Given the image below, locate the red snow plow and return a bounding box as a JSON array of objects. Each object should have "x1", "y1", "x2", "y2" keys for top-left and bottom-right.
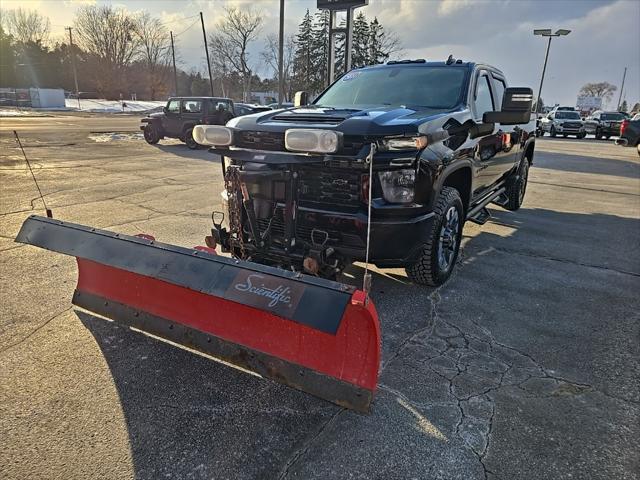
[{"x1": 16, "y1": 215, "x2": 381, "y2": 412}]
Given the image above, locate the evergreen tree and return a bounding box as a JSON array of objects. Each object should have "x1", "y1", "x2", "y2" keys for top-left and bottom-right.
[
  {"x1": 619, "y1": 100, "x2": 628, "y2": 113},
  {"x1": 368, "y1": 17, "x2": 389, "y2": 65},
  {"x1": 351, "y1": 12, "x2": 370, "y2": 68},
  {"x1": 292, "y1": 10, "x2": 313, "y2": 92},
  {"x1": 310, "y1": 10, "x2": 330, "y2": 92}
]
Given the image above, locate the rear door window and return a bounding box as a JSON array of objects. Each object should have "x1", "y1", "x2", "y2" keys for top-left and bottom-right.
[{"x1": 182, "y1": 100, "x2": 202, "y2": 114}]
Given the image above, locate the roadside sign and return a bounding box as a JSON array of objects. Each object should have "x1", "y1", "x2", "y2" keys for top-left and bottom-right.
[
  {"x1": 317, "y1": 0, "x2": 368, "y2": 10},
  {"x1": 576, "y1": 95, "x2": 602, "y2": 110}
]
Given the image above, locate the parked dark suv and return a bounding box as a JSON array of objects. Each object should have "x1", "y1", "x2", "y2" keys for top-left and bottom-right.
[
  {"x1": 141, "y1": 97, "x2": 235, "y2": 149},
  {"x1": 584, "y1": 111, "x2": 625, "y2": 139}
]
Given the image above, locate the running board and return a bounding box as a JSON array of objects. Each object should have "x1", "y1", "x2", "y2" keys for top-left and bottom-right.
[{"x1": 467, "y1": 187, "x2": 506, "y2": 225}]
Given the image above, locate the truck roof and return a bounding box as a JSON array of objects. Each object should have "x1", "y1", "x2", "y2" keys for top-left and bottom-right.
[{"x1": 358, "y1": 59, "x2": 504, "y2": 77}]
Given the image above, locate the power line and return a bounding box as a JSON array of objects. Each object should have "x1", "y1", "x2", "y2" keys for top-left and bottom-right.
[{"x1": 172, "y1": 18, "x2": 200, "y2": 37}]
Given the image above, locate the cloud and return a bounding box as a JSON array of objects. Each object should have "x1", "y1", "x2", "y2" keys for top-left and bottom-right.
[{"x1": 438, "y1": 0, "x2": 472, "y2": 16}]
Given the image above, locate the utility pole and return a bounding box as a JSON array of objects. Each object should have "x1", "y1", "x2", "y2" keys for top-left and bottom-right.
[
  {"x1": 65, "y1": 27, "x2": 80, "y2": 109},
  {"x1": 278, "y1": 0, "x2": 285, "y2": 106},
  {"x1": 170, "y1": 31, "x2": 179, "y2": 96},
  {"x1": 200, "y1": 12, "x2": 215, "y2": 97},
  {"x1": 617, "y1": 67, "x2": 627, "y2": 111}
]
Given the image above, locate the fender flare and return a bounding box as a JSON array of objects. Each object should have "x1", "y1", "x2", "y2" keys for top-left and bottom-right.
[{"x1": 431, "y1": 160, "x2": 474, "y2": 211}]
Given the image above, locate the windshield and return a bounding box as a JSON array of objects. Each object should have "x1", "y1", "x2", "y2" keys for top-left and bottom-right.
[
  {"x1": 601, "y1": 113, "x2": 624, "y2": 121},
  {"x1": 314, "y1": 66, "x2": 468, "y2": 110},
  {"x1": 555, "y1": 111, "x2": 580, "y2": 119}
]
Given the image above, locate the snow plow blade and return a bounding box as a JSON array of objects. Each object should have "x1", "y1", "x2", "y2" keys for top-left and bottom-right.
[{"x1": 15, "y1": 215, "x2": 381, "y2": 412}]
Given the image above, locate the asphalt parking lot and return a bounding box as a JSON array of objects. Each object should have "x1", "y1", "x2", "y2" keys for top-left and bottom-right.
[{"x1": 1, "y1": 114, "x2": 638, "y2": 480}]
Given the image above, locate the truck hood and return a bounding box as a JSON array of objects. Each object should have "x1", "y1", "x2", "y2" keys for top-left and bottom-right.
[{"x1": 228, "y1": 105, "x2": 457, "y2": 136}]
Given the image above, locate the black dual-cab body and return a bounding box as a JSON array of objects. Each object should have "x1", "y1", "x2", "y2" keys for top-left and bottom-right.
[
  {"x1": 208, "y1": 60, "x2": 536, "y2": 286},
  {"x1": 141, "y1": 97, "x2": 235, "y2": 149}
]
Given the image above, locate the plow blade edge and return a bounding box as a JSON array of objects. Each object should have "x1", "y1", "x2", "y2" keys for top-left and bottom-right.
[{"x1": 15, "y1": 216, "x2": 381, "y2": 412}]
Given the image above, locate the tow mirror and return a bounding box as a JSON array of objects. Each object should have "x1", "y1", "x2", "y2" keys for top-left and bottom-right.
[
  {"x1": 469, "y1": 122, "x2": 495, "y2": 139},
  {"x1": 483, "y1": 87, "x2": 534, "y2": 125},
  {"x1": 294, "y1": 91, "x2": 309, "y2": 107}
]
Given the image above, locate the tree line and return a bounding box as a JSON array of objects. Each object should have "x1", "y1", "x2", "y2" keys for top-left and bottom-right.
[{"x1": 0, "y1": 6, "x2": 401, "y2": 102}]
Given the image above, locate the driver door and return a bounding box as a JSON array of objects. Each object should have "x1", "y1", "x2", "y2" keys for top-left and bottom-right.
[
  {"x1": 472, "y1": 71, "x2": 519, "y2": 193},
  {"x1": 162, "y1": 99, "x2": 182, "y2": 136}
]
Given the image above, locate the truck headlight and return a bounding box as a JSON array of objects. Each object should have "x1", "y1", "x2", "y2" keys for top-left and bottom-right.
[
  {"x1": 379, "y1": 169, "x2": 415, "y2": 203},
  {"x1": 193, "y1": 125, "x2": 234, "y2": 146},
  {"x1": 285, "y1": 129, "x2": 341, "y2": 154},
  {"x1": 377, "y1": 136, "x2": 428, "y2": 151}
]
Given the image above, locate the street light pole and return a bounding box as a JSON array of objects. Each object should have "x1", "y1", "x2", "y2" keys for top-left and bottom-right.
[
  {"x1": 277, "y1": 0, "x2": 285, "y2": 106},
  {"x1": 536, "y1": 36, "x2": 552, "y2": 114},
  {"x1": 533, "y1": 28, "x2": 570, "y2": 113}
]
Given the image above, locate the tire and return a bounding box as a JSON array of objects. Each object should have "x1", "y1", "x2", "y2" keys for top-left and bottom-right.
[
  {"x1": 184, "y1": 128, "x2": 198, "y2": 149},
  {"x1": 405, "y1": 186, "x2": 464, "y2": 287},
  {"x1": 595, "y1": 129, "x2": 602, "y2": 140},
  {"x1": 143, "y1": 124, "x2": 159, "y2": 144},
  {"x1": 563, "y1": 134, "x2": 568, "y2": 138},
  {"x1": 605, "y1": 135, "x2": 611, "y2": 140},
  {"x1": 550, "y1": 126, "x2": 557, "y2": 138},
  {"x1": 578, "y1": 132, "x2": 586, "y2": 139},
  {"x1": 504, "y1": 158, "x2": 529, "y2": 211}
]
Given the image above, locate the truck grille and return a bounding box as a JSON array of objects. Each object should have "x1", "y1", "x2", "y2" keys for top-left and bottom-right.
[
  {"x1": 256, "y1": 209, "x2": 364, "y2": 249},
  {"x1": 563, "y1": 122, "x2": 582, "y2": 128},
  {"x1": 298, "y1": 167, "x2": 361, "y2": 208},
  {"x1": 234, "y1": 131, "x2": 365, "y2": 156},
  {"x1": 236, "y1": 131, "x2": 285, "y2": 151}
]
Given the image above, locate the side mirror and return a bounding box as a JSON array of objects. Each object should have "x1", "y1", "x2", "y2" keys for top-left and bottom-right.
[
  {"x1": 469, "y1": 122, "x2": 495, "y2": 139},
  {"x1": 483, "y1": 87, "x2": 533, "y2": 125},
  {"x1": 294, "y1": 91, "x2": 309, "y2": 107},
  {"x1": 217, "y1": 103, "x2": 225, "y2": 112},
  {"x1": 163, "y1": 106, "x2": 168, "y2": 114}
]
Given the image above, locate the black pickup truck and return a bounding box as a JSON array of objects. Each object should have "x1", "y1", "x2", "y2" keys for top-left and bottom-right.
[{"x1": 194, "y1": 59, "x2": 535, "y2": 286}]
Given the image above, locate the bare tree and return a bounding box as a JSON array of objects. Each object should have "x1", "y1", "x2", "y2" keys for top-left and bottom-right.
[
  {"x1": 579, "y1": 82, "x2": 617, "y2": 103},
  {"x1": 2, "y1": 8, "x2": 50, "y2": 44},
  {"x1": 209, "y1": 7, "x2": 263, "y2": 101},
  {"x1": 74, "y1": 5, "x2": 139, "y2": 97},
  {"x1": 134, "y1": 12, "x2": 171, "y2": 99},
  {"x1": 261, "y1": 33, "x2": 296, "y2": 101}
]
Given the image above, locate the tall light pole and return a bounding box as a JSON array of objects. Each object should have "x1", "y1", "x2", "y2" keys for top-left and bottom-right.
[
  {"x1": 533, "y1": 28, "x2": 570, "y2": 113},
  {"x1": 278, "y1": 0, "x2": 285, "y2": 106}
]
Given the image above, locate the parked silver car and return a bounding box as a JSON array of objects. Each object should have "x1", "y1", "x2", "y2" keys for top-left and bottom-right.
[{"x1": 539, "y1": 110, "x2": 586, "y2": 138}]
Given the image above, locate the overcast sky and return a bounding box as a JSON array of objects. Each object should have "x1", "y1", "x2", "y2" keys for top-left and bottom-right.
[{"x1": 3, "y1": 0, "x2": 639, "y2": 108}]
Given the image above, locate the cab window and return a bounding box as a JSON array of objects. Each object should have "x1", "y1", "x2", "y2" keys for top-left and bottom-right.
[
  {"x1": 167, "y1": 99, "x2": 180, "y2": 113},
  {"x1": 474, "y1": 75, "x2": 494, "y2": 119},
  {"x1": 492, "y1": 77, "x2": 506, "y2": 107},
  {"x1": 182, "y1": 100, "x2": 202, "y2": 113}
]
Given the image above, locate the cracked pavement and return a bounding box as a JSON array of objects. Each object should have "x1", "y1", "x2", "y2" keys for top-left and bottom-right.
[{"x1": 1, "y1": 115, "x2": 639, "y2": 479}]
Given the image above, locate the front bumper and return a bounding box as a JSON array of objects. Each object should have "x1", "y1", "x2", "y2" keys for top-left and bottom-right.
[
  {"x1": 554, "y1": 124, "x2": 585, "y2": 134},
  {"x1": 294, "y1": 206, "x2": 435, "y2": 267}
]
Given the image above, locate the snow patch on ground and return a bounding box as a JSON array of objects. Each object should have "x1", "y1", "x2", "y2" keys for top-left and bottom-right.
[
  {"x1": 66, "y1": 99, "x2": 165, "y2": 113},
  {"x1": 89, "y1": 132, "x2": 144, "y2": 142},
  {"x1": 0, "y1": 109, "x2": 47, "y2": 117}
]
